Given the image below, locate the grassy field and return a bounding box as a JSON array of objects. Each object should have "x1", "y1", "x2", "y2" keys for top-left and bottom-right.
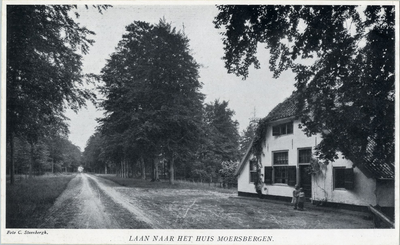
[
  {"x1": 97, "y1": 174, "x2": 374, "y2": 229},
  {"x1": 98, "y1": 174, "x2": 237, "y2": 194},
  {"x1": 6, "y1": 173, "x2": 75, "y2": 228}
]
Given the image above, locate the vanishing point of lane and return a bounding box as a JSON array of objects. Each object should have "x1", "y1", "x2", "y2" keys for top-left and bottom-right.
[{"x1": 40, "y1": 173, "x2": 157, "y2": 229}]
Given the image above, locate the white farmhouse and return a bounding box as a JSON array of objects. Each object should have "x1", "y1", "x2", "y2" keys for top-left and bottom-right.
[{"x1": 236, "y1": 94, "x2": 394, "y2": 214}]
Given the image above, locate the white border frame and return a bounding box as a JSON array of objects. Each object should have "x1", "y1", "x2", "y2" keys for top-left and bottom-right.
[{"x1": 1, "y1": 1, "x2": 399, "y2": 245}]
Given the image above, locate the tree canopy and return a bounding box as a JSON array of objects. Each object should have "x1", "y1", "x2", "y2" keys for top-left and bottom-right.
[
  {"x1": 7, "y1": 5, "x2": 109, "y2": 183},
  {"x1": 204, "y1": 100, "x2": 240, "y2": 162},
  {"x1": 214, "y1": 5, "x2": 395, "y2": 169},
  {"x1": 98, "y1": 20, "x2": 205, "y2": 183},
  {"x1": 192, "y1": 100, "x2": 240, "y2": 181}
]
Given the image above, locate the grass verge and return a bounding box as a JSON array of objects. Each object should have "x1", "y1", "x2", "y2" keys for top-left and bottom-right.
[
  {"x1": 96, "y1": 174, "x2": 237, "y2": 194},
  {"x1": 6, "y1": 173, "x2": 75, "y2": 228}
]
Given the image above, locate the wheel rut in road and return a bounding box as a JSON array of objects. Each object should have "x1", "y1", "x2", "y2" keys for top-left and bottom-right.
[
  {"x1": 86, "y1": 174, "x2": 161, "y2": 228},
  {"x1": 40, "y1": 173, "x2": 156, "y2": 229}
]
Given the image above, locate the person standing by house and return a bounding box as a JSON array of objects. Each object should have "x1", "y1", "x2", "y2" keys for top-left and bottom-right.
[
  {"x1": 292, "y1": 185, "x2": 300, "y2": 209},
  {"x1": 298, "y1": 188, "x2": 306, "y2": 210}
]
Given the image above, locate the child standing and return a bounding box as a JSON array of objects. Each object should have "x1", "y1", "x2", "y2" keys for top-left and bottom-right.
[
  {"x1": 298, "y1": 188, "x2": 305, "y2": 210},
  {"x1": 292, "y1": 185, "x2": 300, "y2": 209}
]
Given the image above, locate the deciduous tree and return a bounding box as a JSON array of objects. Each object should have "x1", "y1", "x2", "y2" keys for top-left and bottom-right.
[
  {"x1": 6, "y1": 5, "x2": 109, "y2": 183},
  {"x1": 99, "y1": 20, "x2": 204, "y2": 184},
  {"x1": 214, "y1": 5, "x2": 395, "y2": 169}
]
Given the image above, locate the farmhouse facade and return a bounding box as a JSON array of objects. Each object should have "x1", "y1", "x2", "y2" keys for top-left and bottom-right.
[{"x1": 236, "y1": 95, "x2": 394, "y2": 210}]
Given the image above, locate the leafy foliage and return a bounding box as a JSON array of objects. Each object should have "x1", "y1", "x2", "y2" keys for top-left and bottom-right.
[
  {"x1": 219, "y1": 161, "x2": 239, "y2": 184},
  {"x1": 6, "y1": 135, "x2": 82, "y2": 175},
  {"x1": 6, "y1": 5, "x2": 109, "y2": 183},
  {"x1": 98, "y1": 20, "x2": 205, "y2": 183},
  {"x1": 7, "y1": 5, "x2": 97, "y2": 141},
  {"x1": 239, "y1": 116, "x2": 259, "y2": 157},
  {"x1": 203, "y1": 100, "x2": 240, "y2": 162},
  {"x1": 214, "y1": 5, "x2": 395, "y2": 168},
  {"x1": 192, "y1": 100, "x2": 241, "y2": 180}
]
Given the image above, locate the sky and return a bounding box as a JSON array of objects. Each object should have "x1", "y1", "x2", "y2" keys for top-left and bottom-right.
[{"x1": 65, "y1": 4, "x2": 297, "y2": 151}]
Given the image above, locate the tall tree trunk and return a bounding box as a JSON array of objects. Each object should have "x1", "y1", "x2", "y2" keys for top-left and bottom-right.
[
  {"x1": 126, "y1": 160, "x2": 128, "y2": 178},
  {"x1": 169, "y1": 154, "x2": 175, "y2": 185},
  {"x1": 29, "y1": 142, "x2": 34, "y2": 178},
  {"x1": 124, "y1": 159, "x2": 128, "y2": 178},
  {"x1": 52, "y1": 159, "x2": 54, "y2": 173},
  {"x1": 141, "y1": 157, "x2": 146, "y2": 180},
  {"x1": 122, "y1": 160, "x2": 124, "y2": 178},
  {"x1": 9, "y1": 132, "x2": 15, "y2": 184},
  {"x1": 129, "y1": 161, "x2": 132, "y2": 178},
  {"x1": 123, "y1": 160, "x2": 126, "y2": 178},
  {"x1": 105, "y1": 164, "x2": 107, "y2": 174},
  {"x1": 153, "y1": 157, "x2": 159, "y2": 181}
]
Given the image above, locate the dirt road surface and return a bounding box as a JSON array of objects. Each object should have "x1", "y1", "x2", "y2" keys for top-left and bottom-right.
[
  {"x1": 40, "y1": 173, "x2": 153, "y2": 229},
  {"x1": 40, "y1": 173, "x2": 374, "y2": 229}
]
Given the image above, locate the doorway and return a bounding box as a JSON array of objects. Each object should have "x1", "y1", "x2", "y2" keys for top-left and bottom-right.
[{"x1": 299, "y1": 165, "x2": 312, "y2": 199}]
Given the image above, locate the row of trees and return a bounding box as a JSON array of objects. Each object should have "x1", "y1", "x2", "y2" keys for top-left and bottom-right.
[
  {"x1": 6, "y1": 134, "x2": 82, "y2": 176},
  {"x1": 83, "y1": 99, "x2": 243, "y2": 183},
  {"x1": 82, "y1": 20, "x2": 243, "y2": 184},
  {"x1": 6, "y1": 5, "x2": 109, "y2": 183}
]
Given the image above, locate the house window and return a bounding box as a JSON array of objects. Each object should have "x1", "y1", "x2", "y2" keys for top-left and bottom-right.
[
  {"x1": 274, "y1": 166, "x2": 289, "y2": 184},
  {"x1": 249, "y1": 160, "x2": 258, "y2": 183},
  {"x1": 298, "y1": 148, "x2": 312, "y2": 164},
  {"x1": 334, "y1": 167, "x2": 355, "y2": 189},
  {"x1": 274, "y1": 152, "x2": 288, "y2": 165},
  {"x1": 272, "y1": 122, "x2": 293, "y2": 136},
  {"x1": 334, "y1": 168, "x2": 346, "y2": 189},
  {"x1": 273, "y1": 151, "x2": 289, "y2": 184}
]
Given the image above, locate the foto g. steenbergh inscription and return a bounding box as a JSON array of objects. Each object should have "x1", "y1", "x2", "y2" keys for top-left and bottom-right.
[{"x1": 7, "y1": 230, "x2": 48, "y2": 235}]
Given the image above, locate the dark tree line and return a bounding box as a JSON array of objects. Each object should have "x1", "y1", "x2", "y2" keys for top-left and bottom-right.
[
  {"x1": 6, "y1": 5, "x2": 109, "y2": 183},
  {"x1": 6, "y1": 134, "x2": 82, "y2": 177},
  {"x1": 82, "y1": 20, "x2": 241, "y2": 184}
]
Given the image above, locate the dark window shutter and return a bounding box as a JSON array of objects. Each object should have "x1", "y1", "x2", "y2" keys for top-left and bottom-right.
[
  {"x1": 344, "y1": 168, "x2": 354, "y2": 189},
  {"x1": 264, "y1": 166, "x2": 273, "y2": 184},
  {"x1": 288, "y1": 166, "x2": 297, "y2": 186}
]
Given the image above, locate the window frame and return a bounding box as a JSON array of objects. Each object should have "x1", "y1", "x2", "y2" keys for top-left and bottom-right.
[
  {"x1": 249, "y1": 159, "x2": 258, "y2": 183},
  {"x1": 298, "y1": 148, "x2": 312, "y2": 164},
  {"x1": 334, "y1": 167, "x2": 355, "y2": 190},
  {"x1": 333, "y1": 167, "x2": 346, "y2": 189},
  {"x1": 274, "y1": 151, "x2": 289, "y2": 165},
  {"x1": 272, "y1": 151, "x2": 289, "y2": 184},
  {"x1": 272, "y1": 122, "x2": 294, "y2": 136}
]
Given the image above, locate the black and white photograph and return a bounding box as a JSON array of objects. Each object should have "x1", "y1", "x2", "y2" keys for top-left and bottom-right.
[{"x1": 1, "y1": 0, "x2": 398, "y2": 244}]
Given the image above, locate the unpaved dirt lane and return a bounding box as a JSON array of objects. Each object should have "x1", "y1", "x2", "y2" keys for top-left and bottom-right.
[
  {"x1": 40, "y1": 173, "x2": 152, "y2": 229},
  {"x1": 86, "y1": 174, "x2": 161, "y2": 228}
]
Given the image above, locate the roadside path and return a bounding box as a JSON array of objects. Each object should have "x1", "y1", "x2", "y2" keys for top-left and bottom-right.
[
  {"x1": 40, "y1": 173, "x2": 155, "y2": 229},
  {"x1": 86, "y1": 174, "x2": 161, "y2": 228}
]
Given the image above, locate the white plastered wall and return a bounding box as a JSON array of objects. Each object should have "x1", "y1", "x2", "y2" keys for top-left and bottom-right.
[
  {"x1": 237, "y1": 153, "x2": 257, "y2": 194},
  {"x1": 260, "y1": 119, "x2": 316, "y2": 197},
  {"x1": 312, "y1": 155, "x2": 378, "y2": 206},
  {"x1": 237, "y1": 118, "x2": 384, "y2": 207}
]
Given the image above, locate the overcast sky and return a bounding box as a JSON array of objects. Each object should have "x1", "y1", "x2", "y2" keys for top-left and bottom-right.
[{"x1": 65, "y1": 4, "x2": 297, "y2": 151}]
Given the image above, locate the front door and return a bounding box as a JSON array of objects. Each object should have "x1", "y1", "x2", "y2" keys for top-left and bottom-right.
[{"x1": 299, "y1": 165, "x2": 312, "y2": 199}]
